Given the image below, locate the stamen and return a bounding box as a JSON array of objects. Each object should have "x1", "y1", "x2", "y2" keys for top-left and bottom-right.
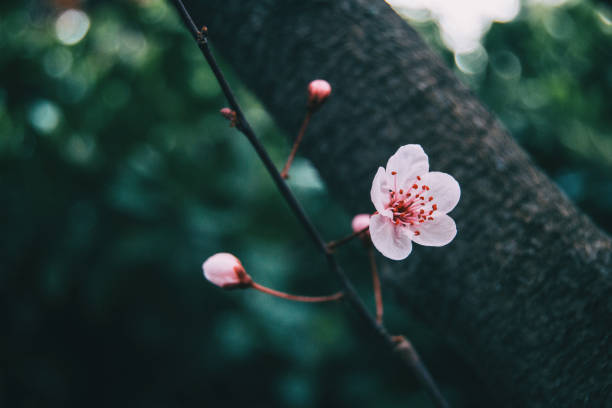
[
  {"x1": 391, "y1": 171, "x2": 397, "y2": 175},
  {"x1": 412, "y1": 184, "x2": 418, "y2": 189},
  {"x1": 417, "y1": 176, "x2": 421, "y2": 180},
  {"x1": 414, "y1": 231, "x2": 420, "y2": 235},
  {"x1": 429, "y1": 197, "x2": 433, "y2": 201},
  {"x1": 432, "y1": 204, "x2": 437, "y2": 211}
]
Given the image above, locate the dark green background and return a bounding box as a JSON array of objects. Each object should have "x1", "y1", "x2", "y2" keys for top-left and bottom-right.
[{"x1": 2, "y1": 1, "x2": 611, "y2": 406}]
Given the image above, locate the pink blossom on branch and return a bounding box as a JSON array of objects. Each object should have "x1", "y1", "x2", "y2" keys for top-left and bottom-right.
[
  {"x1": 369, "y1": 144, "x2": 460, "y2": 260},
  {"x1": 202, "y1": 253, "x2": 252, "y2": 289},
  {"x1": 351, "y1": 213, "x2": 371, "y2": 234}
]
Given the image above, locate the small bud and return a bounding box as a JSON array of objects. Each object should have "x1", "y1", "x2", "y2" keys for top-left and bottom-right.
[
  {"x1": 220, "y1": 107, "x2": 238, "y2": 127},
  {"x1": 203, "y1": 253, "x2": 252, "y2": 289},
  {"x1": 220, "y1": 107, "x2": 233, "y2": 118},
  {"x1": 351, "y1": 214, "x2": 371, "y2": 234},
  {"x1": 307, "y1": 79, "x2": 331, "y2": 109}
]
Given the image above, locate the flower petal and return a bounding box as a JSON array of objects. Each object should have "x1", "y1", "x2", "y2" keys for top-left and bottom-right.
[
  {"x1": 385, "y1": 144, "x2": 429, "y2": 188},
  {"x1": 370, "y1": 166, "x2": 390, "y2": 214},
  {"x1": 411, "y1": 213, "x2": 457, "y2": 247},
  {"x1": 419, "y1": 171, "x2": 460, "y2": 214},
  {"x1": 370, "y1": 214, "x2": 413, "y2": 260}
]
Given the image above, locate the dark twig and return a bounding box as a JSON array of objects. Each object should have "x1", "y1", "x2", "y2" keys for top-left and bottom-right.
[
  {"x1": 169, "y1": 1, "x2": 449, "y2": 406},
  {"x1": 326, "y1": 226, "x2": 369, "y2": 251}
]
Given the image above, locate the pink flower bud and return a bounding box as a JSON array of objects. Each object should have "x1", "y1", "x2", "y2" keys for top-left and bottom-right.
[
  {"x1": 351, "y1": 213, "x2": 371, "y2": 234},
  {"x1": 202, "y1": 253, "x2": 252, "y2": 289},
  {"x1": 307, "y1": 79, "x2": 331, "y2": 108},
  {"x1": 219, "y1": 107, "x2": 237, "y2": 127}
]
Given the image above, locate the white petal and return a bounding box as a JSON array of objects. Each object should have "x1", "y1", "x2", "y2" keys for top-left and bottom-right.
[
  {"x1": 370, "y1": 214, "x2": 413, "y2": 260},
  {"x1": 370, "y1": 167, "x2": 390, "y2": 214},
  {"x1": 411, "y1": 213, "x2": 457, "y2": 247},
  {"x1": 385, "y1": 144, "x2": 429, "y2": 188},
  {"x1": 418, "y1": 171, "x2": 460, "y2": 213}
]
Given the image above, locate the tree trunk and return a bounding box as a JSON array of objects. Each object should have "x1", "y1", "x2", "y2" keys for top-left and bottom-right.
[{"x1": 185, "y1": 0, "x2": 612, "y2": 406}]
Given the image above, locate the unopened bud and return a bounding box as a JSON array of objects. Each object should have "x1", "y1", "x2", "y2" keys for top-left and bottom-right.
[
  {"x1": 351, "y1": 214, "x2": 371, "y2": 235},
  {"x1": 202, "y1": 253, "x2": 252, "y2": 289},
  {"x1": 220, "y1": 107, "x2": 238, "y2": 127},
  {"x1": 307, "y1": 79, "x2": 331, "y2": 109}
]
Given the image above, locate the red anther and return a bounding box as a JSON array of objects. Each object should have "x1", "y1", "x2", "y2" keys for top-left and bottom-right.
[
  {"x1": 391, "y1": 171, "x2": 397, "y2": 175},
  {"x1": 419, "y1": 219, "x2": 424, "y2": 223},
  {"x1": 432, "y1": 204, "x2": 438, "y2": 210},
  {"x1": 414, "y1": 231, "x2": 420, "y2": 236},
  {"x1": 429, "y1": 210, "x2": 434, "y2": 215},
  {"x1": 429, "y1": 197, "x2": 433, "y2": 201},
  {"x1": 407, "y1": 193, "x2": 411, "y2": 197},
  {"x1": 399, "y1": 189, "x2": 403, "y2": 194},
  {"x1": 412, "y1": 184, "x2": 418, "y2": 189},
  {"x1": 420, "y1": 197, "x2": 425, "y2": 200},
  {"x1": 420, "y1": 209, "x2": 424, "y2": 214},
  {"x1": 417, "y1": 176, "x2": 421, "y2": 180},
  {"x1": 428, "y1": 217, "x2": 434, "y2": 220},
  {"x1": 423, "y1": 185, "x2": 430, "y2": 190}
]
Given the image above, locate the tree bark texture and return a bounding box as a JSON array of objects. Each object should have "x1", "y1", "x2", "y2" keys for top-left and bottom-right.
[{"x1": 184, "y1": 0, "x2": 612, "y2": 406}]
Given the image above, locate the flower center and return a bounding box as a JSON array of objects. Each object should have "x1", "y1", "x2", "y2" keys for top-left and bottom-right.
[{"x1": 386, "y1": 174, "x2": 437, "y2": 235}]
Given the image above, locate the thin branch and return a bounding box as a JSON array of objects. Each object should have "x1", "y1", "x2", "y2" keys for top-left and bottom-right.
[
  {"x1": 368, "y1": 245, "x2": 384, "y2": 324},
  {"x1": 326, "y1": 226, "x2": 369, "y2": 251},
  {"x1": 251, "y1": 282, "x2": 343, "y2": 302},
  {"x1": 280, "y1": 110, "x2": 312, "y2": 179},
  {"x1": 168, "y1": 1, "x2": 449, "y2": 406}
]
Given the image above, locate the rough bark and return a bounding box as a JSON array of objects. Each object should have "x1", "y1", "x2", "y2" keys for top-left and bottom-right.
[{"x1": 184, "y1": 0, "x2": 612, "y2": 406}]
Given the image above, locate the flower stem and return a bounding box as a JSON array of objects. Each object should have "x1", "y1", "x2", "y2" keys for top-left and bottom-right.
[
  {"x1": 326, "y1": 226, "x2": 369, "y2": 251},
  {"x1": 250, "y1": 282, "x2": 343, "y2": 302},
  {"x1": 280, "y1": 110, "x2": 312, "y2": 179},
  {"x1": 367, "y1": 245, "x2": 384, "y2": 324}
]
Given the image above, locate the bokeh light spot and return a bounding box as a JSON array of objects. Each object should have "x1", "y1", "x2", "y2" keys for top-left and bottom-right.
[
  {"x1": 490, "y1": 50, "x2": 522, "y2": 80},
  {"x1": 28, "y1": 99, "x2": 61, "y2": 133},
  {"x1": 388, "y1": 0, "x2": 520, "y2": 52},
  {"x1": 55, "y1": 9, "x2": 91, "y2": 46},
  {"x1": 43, "y1": 47, "x2": 73, "y2": 78},
  {"x1": 454, "y1": 45, "x2": 489, "y2": 75}
]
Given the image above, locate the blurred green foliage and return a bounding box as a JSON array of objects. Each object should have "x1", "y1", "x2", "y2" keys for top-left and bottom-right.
[{"x1": 1, "y1": 0, "x2": 610, "y2": 407}]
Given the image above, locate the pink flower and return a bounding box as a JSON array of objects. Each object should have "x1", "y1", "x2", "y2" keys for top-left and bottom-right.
[
  {"x1": 307, "y1": 79, "x2": 331, "y2": 108},
  {"x1": 351, "y1": 213, "x2": 371, "y2": 234},
  {"x1": 369, "y1": 145, "x2": 460, "y2": 260},
  {"x1": 202, "y1": 253, "x2": 252, "y2": 289}
]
